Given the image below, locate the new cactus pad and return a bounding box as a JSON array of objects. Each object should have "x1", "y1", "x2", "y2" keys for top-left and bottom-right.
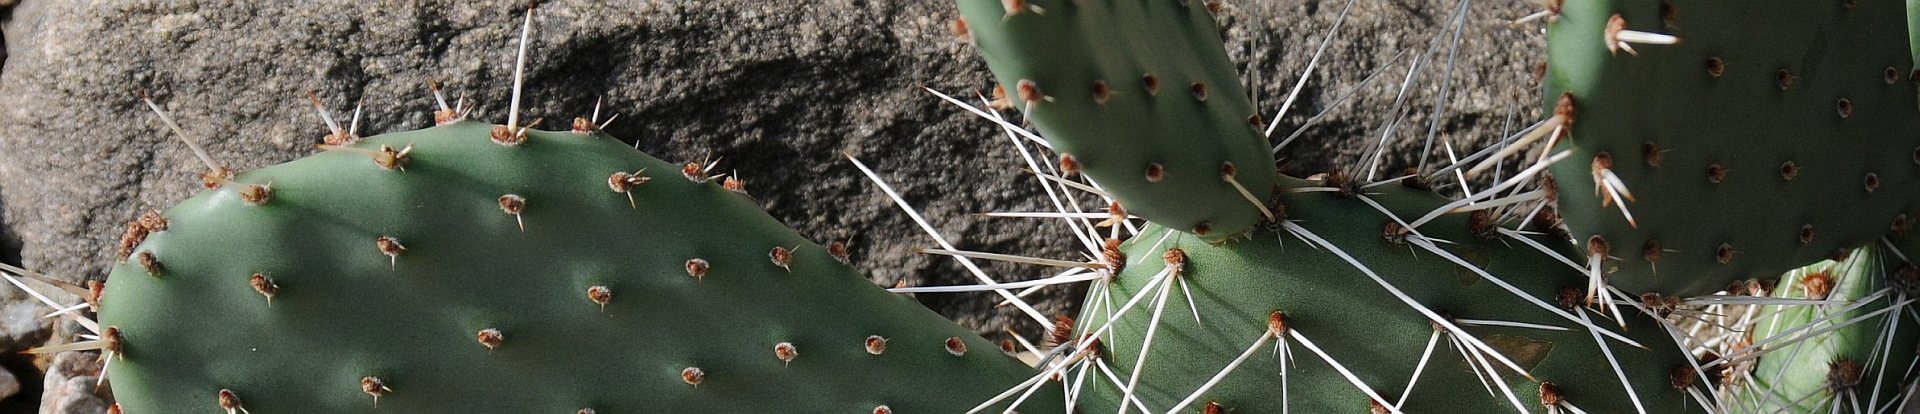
[
  {"x1": 1543, "y1": 0, "x2": 1920, "y2": 297},
  {"x1": 956, "y1": 0, "x2": 1278, "y2": 242},
  {"x1": 1070, "y1": 176, "x2": 1704, "y2": 413},
  {"x1": 1736, "y1": 246, "x2": 1920, "y2": 412},
  {"x1": 97, "y1": 120, "x2": 1058, "y2": 412}
]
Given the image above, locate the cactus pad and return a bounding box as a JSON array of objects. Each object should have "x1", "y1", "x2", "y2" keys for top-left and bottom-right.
[
  {"x1": 98, "y1": 121, "x2": 1056, "y2": 412},
  {"x1": 1738, "y1": 246, "x2": 1920, "y2": 412},
  {"x1": 1543, "y1": 0, "x2": 1920, "y2": 297},
  {"x1": 957, "y1": 0, "x2": 1278, "y2": 242},
  {"x1": 1069, "y1": 176, "x2": 1703, "y2": 413}
]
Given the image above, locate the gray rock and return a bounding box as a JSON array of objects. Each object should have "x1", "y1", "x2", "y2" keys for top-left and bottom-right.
[
  {"x1": 0, "y1": 365, "x2": 18, "y2": 402},
  {"x1": 38, "y1": 352, "x2": 109, "y2": 414},
  {"x1": 0, "y1": 0, "x2": 1540, "y2": 345}
]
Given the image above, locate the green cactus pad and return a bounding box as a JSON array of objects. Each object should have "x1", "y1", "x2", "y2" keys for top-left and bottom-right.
[
  {"x1": 1070, "y1": 176, "x2": 1702, "y2": 413},
  {"x1": 1543, "y1": 0, "x2": 1920, "y2": 297},
  {"x1": 1738, "y1": 246, "x2": 1920, "y2": 413},
  {"x1": 957, "y1": 0, "x2": 1278, "y2": 242},
  {"x1": 98, "y1": 121, "x2": 1057, "y2": 413}
]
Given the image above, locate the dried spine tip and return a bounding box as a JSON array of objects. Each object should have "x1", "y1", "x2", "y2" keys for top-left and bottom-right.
[
  {"x1": 1538, "y1": 382, "x2": 1564, "y2": 407},
  {"x1": 86, "y1": 280, "x2": 105, "y2": 311},
  {"x1": 237, "y1": 183, "x2": 273, "y2": 205},
  {"x1": 1801, "y1": 270, "x2": 1834, "y2": 300},
  {"x1": 375, "y1": 236, "x2": 406, "y2": 269},
  {"x1": 681, "y1": 162, "x2": 708, "y2": 181},
  {"x1": 1162, "y1": 247, "x2": 1187, "y2": 271},
  {"x1": 607, "y1": 169, "x2": 651, "y2": 207},
  {"x1": 137, "y1": 251, "x2": 163, "y2": 275},
  {"x1": 476, "y1": 328, "x2": 505, "y2": 351},
  {"x1": 1381, "y1": 220, "x2": 1411, "y2": 245},
  {"x1": 1099, "y1": 202, "x2": 1128, "y2": 228},
  {"x1": 1468, "y1": 210, "x2": 1499, "y2": 239},
  {"x1": 685, "y1": 258, "x2": 710, "y2": 281},
  {"x1": 1000, "y1": 0, "x2": 1026, "y2": 16},
  {"x1": 944, "y1": 336, "x2": 968, "y2": 356},
  {"x1": 201, "y1": 168, "x2": 235, "y2": 190},
  {"x1": 1266, "y1": 310, "x2": 1289, "y2": 335},
  {"x1": 570, "y1": 116, "x2": 596, "y2": 133},
  {"x1": 218, "y1": 389, "x2": 243, "y2": 412},
  {"x1": 490, "y1": 125, "x2": 527, "y2": 146},
  {"x1": 1046, "y1": 315, "x2": 1076, "y2": 348},
  {"x1": 586, "y1": 285, "x2": 612, "y2": 310},
  {"x1": 118, "y1": 215, "x2": 154, "y2": 260},
  {"x1": 1586, "y1": 235, "x2": 1610, "y2": 259},
  {"x1": 1828, "y1": 360, "x2": 1863, "y2": 392},
  {"x1": 1059, "y1": 154, "x2": 1081, "y2": 177},
  {"x1": 1101, "y1": 238, "x2": 1126, "y2": 273},
  {"x1": 1016, "y1": 79, "x2": 1044, "y2": 103},
  {"x1": 723, "y1": 176, "x2": 748, "y2": 195},
  {"x1": 103, "y1": 326, "x2": 124, "y2": 353},
  {"x1": 864, "y1": 335, "x2": 888, "y2": 355},
  {"x1": 769, "y1": 246, "x2": 793, "y2": 271},
  {"x1": 827, "y1": 241, "x2": 851, "y2": 264},
  {"x1": 250, "y1": 273, "x2": 278, "y2": 304},
  {"x1": 499, "y1": 194, "x2": 527, "y2": 230},
  {"x1": 1144, "y1": 163, "x2": 1165, "y2": 183},
  {"x1": 773, "y1": 342, "x2": 799, "y2": 364},
  {"x1": 1556, "y1": 288, "x2": 1582, "y2": 310},
  {"x1": 361, "y1": 376, "x2": 391, "y2": 400},
  {"x1": 681, "y1": 367, "x2": 706, "y2": 387},
  {"x1": 374, "y1": 145, "x2": 411, "y2": 170},
  {"x1": 989, "y1": 85, "x2": 1013, "y2": 110},
  {"x1": 1659, "y1": 1, "x2": 1677, "y2": 27},
  {"x1": 138, "y1": 210, "x2": 167, "y2": 231}
]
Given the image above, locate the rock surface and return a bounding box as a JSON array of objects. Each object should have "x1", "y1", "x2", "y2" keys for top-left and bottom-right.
[
  {"x1": 0, "y1": 0, "x2": 1539, "y2": 348},
  {"x1": 35, "y1": 352, "x2": 108, "y2": 414}
]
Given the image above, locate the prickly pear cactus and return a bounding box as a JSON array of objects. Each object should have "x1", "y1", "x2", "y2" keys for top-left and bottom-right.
[
  {"x1": 1543, "y1": 0, "x2": 1920, "y2": 297},
  {"x1": 956, "y1": 0, "x2": 1278, "y2": 242},
  {"x1": 1735, "y1": 246, "x2": 1920, "y2": 413},
  {"x1": 1070, "y1": 176, "x2": 1704, "y2": 413},
  {"x1": 97, "y1": 119, "x2": 1058, "y2": 412}
]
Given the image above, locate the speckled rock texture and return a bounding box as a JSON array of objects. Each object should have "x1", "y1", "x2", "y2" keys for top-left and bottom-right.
[
  {"x1": 0, "y1": 0, "x2": 1537, "y2": 363},
  {"x1": 34, "y1": 352, "x2": 106, "y2": 414}
]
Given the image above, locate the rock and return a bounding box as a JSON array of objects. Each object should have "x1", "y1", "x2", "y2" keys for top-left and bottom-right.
[
  {"x1": 0, "y1": 365, "x2": 18, "y2": 402},
  {"x1": 0, "y1": 0, "x2": 1540, "y2": 344},
  {"x1": 38, "y1": 352, "x2": 110, "y2": 414}
]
